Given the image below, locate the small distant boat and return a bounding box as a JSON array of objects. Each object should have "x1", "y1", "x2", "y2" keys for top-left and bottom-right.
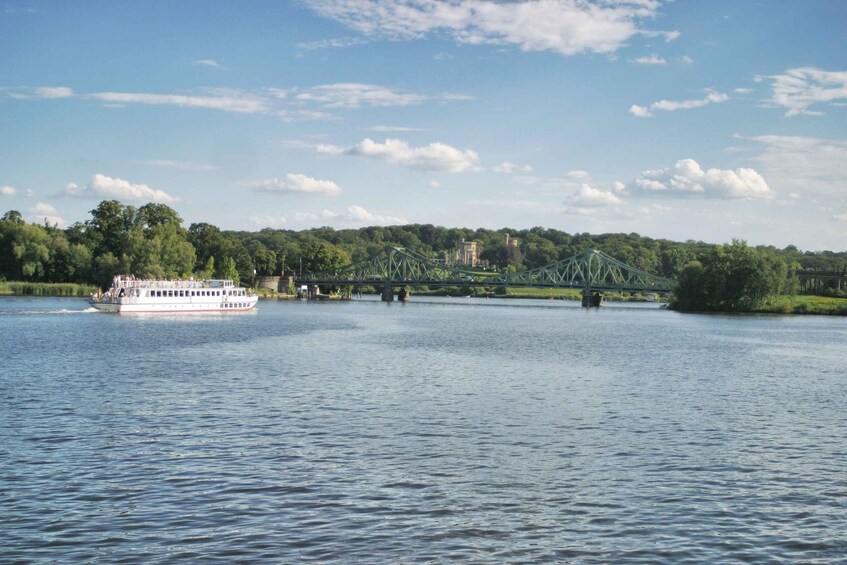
[{"x1": 90, "y1": 275, "x2": 257, "y2": 313}]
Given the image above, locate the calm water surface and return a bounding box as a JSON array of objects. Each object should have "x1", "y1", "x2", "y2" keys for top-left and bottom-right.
[{"x1": 1, "y1": 296, "x2": 846, "y2": 563}]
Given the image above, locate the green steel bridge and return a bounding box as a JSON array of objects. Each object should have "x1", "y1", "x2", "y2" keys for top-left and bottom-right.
[{"x1": 297, "y1": 246, "x2": 675, "y2": 301}]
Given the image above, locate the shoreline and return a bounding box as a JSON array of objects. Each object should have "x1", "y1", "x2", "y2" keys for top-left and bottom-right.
[{"x1": 4, "y1": 282, "x2": 844, "y2": 315}]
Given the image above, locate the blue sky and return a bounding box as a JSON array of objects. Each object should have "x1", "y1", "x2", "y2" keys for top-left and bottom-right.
[{"x1": 2, "y1": 0, "x2": 846, "y2": 250}]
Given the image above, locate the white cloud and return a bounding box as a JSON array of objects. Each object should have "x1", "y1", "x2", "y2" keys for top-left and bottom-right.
[
  {"x1": 252, "y1": 173, "x2": 342, "y2": 196},
  {"x1": 296, "y1": 36, "x2": 369, "y2": 51},
  {"x1": 341, "y1": 204, "x2": 409, "y2": 225},
  {"x1": 629, "y1": 104, "x2": 652, "y2": 118},
  {"x1": 90, "y1": 90, "x2": 271, "y2": 114},
  {"x1": 566, "y1": 183, "x2": 622, "y2": 207},
  {"x1": 368, "y1": 125, "x2": 427, "y2": 132},
  {"x1": 35, "y1": 86, "x2": 74, "y2": 99},
  {"x1": 140, "y1": 160, "x2": 219, "y2": 172},
  {"x1": 1, "y1": 185, "x2": 16, "y2": 196},
  {"x1": 193, "y1": 59, "x2": 224, "y2": 69},
  {"x1": 734, "y1": 87, "x2": 752, "y2": 94},
  {"x1": 429, "y1": 180, "x2": 442, "y2": 188},
  {"x1": 567, "y1": 170, "x2": 590, "y2": 179},
  {"x1": 4, "y1": 86, "x2": 74, "y2": 100},
  {"x1": 296, "y1": 83, "x2": 426, "y2": 108},
  {"x1": 29, "y1": 202, "x2": 57, "y2": 215},
  {"x1": 737, "y1": 134, "x2": 847, "y2": 199},
  {"x1": 249, "y1": 215, "x2": 287, "y2": 227},
  {"x1": 320, "y1": 138, "x2": 480, "y2": 173},
  {"x1": 27, "y1": 202, "x2": 64, "y2": 226},
  {"x1": 303, "y1": 0, "x2": 678, "y2": 56},
  {"x1": 630, "y1": 91, "x2": 729, "y2": 117},
  {"x1": 493, "y1": 161, "x2": 532, "y2": 174},
  {"x1": 760, "y1": 67, "x2": 847, "y2": 116},
  {"x1": 13, "y1": 83, "x2": 467, "y2": 118},
  {"x1": 627, "y1": 158, "x2": 772, "y2": 199},
  {"x1": 65, "y1": 174, "x2": 176, "y2": 203},
  {"x1": 834, "y1": 213, "x2": 847, "y2": 222},
  {"x1": 562, "y1": 205, "x2": 635, "y2": 220},
  {"x1": 295, "y1": 83, "x2": 471, "y2": 108},
  {"x1": 632, "y1": 54, "x2": 666, "y2": 65},
  {"x1": 470, "y1": 198, "x2": 553, "y2": 214},
  {"x1": 679, "y1": 55, "x2": 693, "y2": 64}
]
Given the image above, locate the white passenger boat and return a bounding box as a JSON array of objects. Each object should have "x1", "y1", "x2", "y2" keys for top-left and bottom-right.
[{"x1": 90, "y1": 275, "x2": 258, "y2": 313}]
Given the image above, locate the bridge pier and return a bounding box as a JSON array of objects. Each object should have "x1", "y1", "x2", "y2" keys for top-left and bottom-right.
[
  {"x1": 582, "y1": 289, "x2": 603, "y2": 307},
  {"x1": 381, "y1": 285, "x2": 394, "y2": 302},
  {"x1": 382, "y1": 285, "x2": 411, "y2": 302}
]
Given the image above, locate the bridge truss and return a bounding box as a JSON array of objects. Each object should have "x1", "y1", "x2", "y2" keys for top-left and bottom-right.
[{"x1": 297, "y1": 246, "x2": 675, "y2": 293}]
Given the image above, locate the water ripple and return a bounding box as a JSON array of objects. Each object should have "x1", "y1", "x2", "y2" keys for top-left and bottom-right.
[{"x1": 1, "y1": 297, "x2": 846, "y2": 562}]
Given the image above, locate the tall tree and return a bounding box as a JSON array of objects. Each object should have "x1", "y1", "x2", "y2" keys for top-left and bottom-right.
[
  {"x1": 671, "y1": 240, "x2": 793, "y2": 311},
  {"x1": 300, "y1": 240, "x2": 351, "y2": 273}
]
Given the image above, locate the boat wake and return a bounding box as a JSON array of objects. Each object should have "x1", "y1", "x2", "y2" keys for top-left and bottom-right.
[{"x1": 0, "y1": 307, "x2": 99, "y2": 316}]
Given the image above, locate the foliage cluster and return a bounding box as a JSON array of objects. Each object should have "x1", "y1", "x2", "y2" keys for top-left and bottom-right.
[{"x1": 669, "y1": 240, "x2": 796, "y2": 312}]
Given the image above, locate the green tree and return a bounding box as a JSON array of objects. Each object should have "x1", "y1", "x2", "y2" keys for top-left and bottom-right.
[
  {"x1": 87, "y1": 200, "x2": 138, "y2": 257},
  {"x1": 197, "y1": 256, "x2": 215, "y2": 280},
  {"x1": 1, "y1": 210, "x2": 24, "y2": 224},
  {"x1": 301, "y1": 240, "x2": 351, "y2": 273},
  {"x1": 189, "y1": 222, "x2": 252, "y2": 282},
  {"x1": 253, "y1": 247, "x2": 278, "y2": 276},
  {"x1": 672, "y1": 261, "x2": 707, "y2": 311},
  {"x1": 671, "y1": 240, "x2": 793, "y2": 312},
  {"x1": 217, "y1": 256, "x2": 239, "y2": 284},
  {"x1": 1, "y1": 221, "x2": 52, "y2": 280},
  {"x1": 45, "y1": 230, "x2": 92, "y2": 282}
]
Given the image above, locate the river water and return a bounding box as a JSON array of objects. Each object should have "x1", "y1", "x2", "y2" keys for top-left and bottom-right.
[{"x1": 1, "y1": 296, "x2": 845, "y2": 563}]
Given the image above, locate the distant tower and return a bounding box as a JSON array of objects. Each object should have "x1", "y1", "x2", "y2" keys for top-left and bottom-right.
[{"x1": 455, "y1": 238, "x2": 479, "y2": 267}]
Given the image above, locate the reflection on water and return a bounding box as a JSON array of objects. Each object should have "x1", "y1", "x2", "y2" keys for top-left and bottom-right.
[{"x1": 1, "y1": 296, "x2": 845, "y2": 563}]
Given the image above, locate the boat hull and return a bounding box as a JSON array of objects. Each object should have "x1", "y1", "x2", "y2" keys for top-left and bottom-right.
[{"x1": 89, "y1": 297, "x2": 258, "y2": 314}]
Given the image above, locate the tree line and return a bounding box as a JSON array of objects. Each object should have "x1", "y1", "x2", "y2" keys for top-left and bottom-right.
[{"x1": 2, "y1": 200, "x2": 845, "y2": 310}]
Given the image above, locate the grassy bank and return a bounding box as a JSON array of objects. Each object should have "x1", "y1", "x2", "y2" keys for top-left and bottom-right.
[
  {"x1": 752, "y1": 295, "x2": 847, "y2": 315},
  {"x1": 497, "y1": 287, "x2": 582, "y2": 300},
  {"x1": 254, "y1": 287, "x2": 298, "y2": 300},
  {"x1": 0, "y1": 281, "x2": 98, "y2": 296}
]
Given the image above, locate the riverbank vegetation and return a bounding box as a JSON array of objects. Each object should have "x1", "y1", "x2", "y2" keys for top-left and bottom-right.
[
  {"x1": 750, "y1": 294, "x2": 847, "y2": 316},
  {"x1": 0, "y1": 281, "x2": 97, "y2": 296},
  {"x1": 2, "y1": 201, "x2": 845, "y2": 313}
]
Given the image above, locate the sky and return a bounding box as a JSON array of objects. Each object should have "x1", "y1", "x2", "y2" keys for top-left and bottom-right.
[{"x1": 2, "y1": 0, "x2": 846, "y2": 251}]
